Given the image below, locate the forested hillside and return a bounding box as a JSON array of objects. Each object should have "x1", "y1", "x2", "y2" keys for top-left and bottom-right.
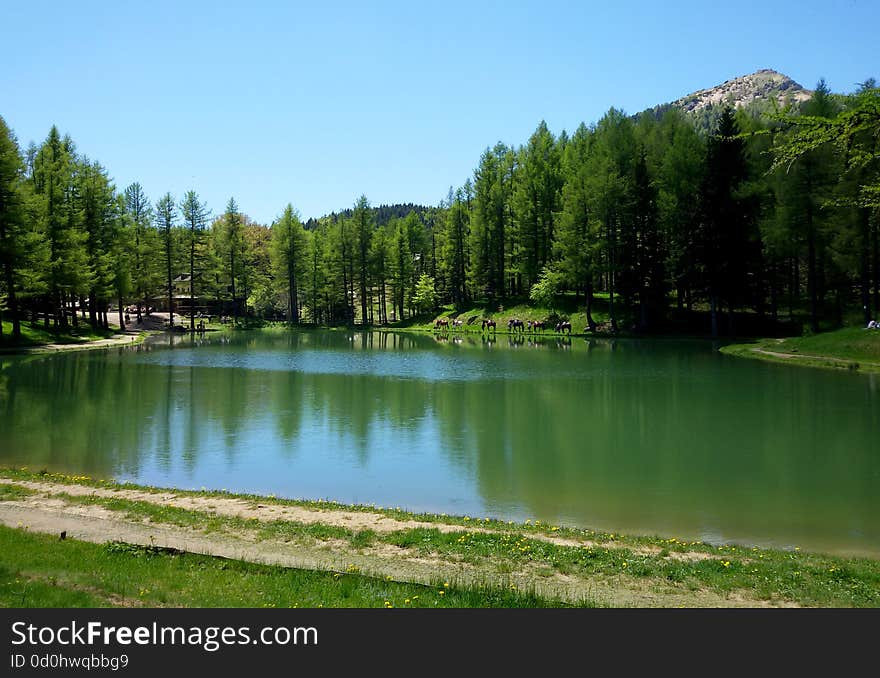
[{"x1": 1, "y1": 73, "x2": 878, "y2": 340}]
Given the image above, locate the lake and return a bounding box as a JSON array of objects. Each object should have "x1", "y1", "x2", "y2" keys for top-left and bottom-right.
[{"x1": 1, "y1": 329, "x2": 878, "y2": 557}]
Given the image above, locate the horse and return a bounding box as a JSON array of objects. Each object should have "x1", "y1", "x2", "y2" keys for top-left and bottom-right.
[
  {"x1": 555, "y1": 320, "x2": 572, "y2": 334},
  {"x1": 530, "y1": 320, "x2": 545, "y2": 333},
  {"x1": 508, "y1": 318, "x2": 525, "y2": 332},
  {"x1": 435, "y1": 318, "x2": 449, "y2": 329},
  {"x1": 452, "y1": 319, "x2": 464, "y2": 330},
  {"x1": 481, "y1": 318, "x2": 497, "y2": 332}
]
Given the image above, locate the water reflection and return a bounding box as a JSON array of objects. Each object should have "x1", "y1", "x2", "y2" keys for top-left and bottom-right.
[{"x1": 1, "y1": 330, "x2": 878, "y2": 556}]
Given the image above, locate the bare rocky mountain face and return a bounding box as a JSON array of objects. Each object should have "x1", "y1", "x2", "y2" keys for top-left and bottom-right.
[
  {"x1": 643, "y1": 69, "x2": 814, "y2": 133},
  {"x1": 673, "y1": 69, "x2": 813, "y2": 113}
]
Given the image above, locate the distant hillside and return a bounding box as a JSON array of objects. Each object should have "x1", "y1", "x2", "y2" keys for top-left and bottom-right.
[
  {"x1": 304, "y1": 203, "x2": 431, "y2": 230},
  {"x1": 646, "y1": 69, "x2": 813, "y2": 133}
]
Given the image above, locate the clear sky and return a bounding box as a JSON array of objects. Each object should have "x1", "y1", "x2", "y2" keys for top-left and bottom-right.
[{"x1": 1, "y1": 0, "x2": 876, "y2": 224}]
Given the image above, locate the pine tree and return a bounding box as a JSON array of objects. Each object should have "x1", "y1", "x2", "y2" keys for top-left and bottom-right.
[
  {"x1": 154, "y1": 193, "x2": 177, "y2": 326},
  {"x1": 270, "y1": 204, "x2": 307, "y2": 323},
  {"x1": 0, "y1": 117, "x2": 27, "y2": 339},
  {"x1": 222, "y1": 198, "x2": 243, "y2": 323},
  {"x1": 180, "y1": 190, "x2": 210, "y2": 330},
  {"x1": 32, "y1": 126, "x2": 85, "y2": 328},
  {"x1": 696, "y1": 107, "x2": 753, "y2": 336},
  {"x1": 123, "y1": 183, "x2": 156, "y2": 323},
  {"x1": 512, "y1": 121, "x2": 562, "y2": 291},
  {"x1": 556, "y1": 123, "x2": 597, "y2": 328},
  {"x1": 353, "y1": 195, "x2": 373, "y2": 325}
]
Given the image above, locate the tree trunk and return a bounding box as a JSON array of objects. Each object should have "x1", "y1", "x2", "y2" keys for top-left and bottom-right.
[
  {"x1": 2, "y1": 256, "x2": 21, "y2": 340},
  {"x1": 585, "y1": 281, "x2": 596, "y2": 331},
  {"x1": 807, "y1": 229, "x2": 818, "y2": 333},
  {"x1": 710, "y1": 294, "x2": 718, "y2": 338},
  {"x1": 605, "y1": 214, "x2": 619, "y2": 332},
  {"x1": 229, "y1": 247, "x2": 235, "y2": 326},
  {"x1": 190, "y1": 238, "x2": 196, "y2": 333},
  {"x1": 872, "y1": 215, "x2": 879, "y2": 318},
  {"x1": 89, "y1": 289, "x2": 98, "y2": 330},
  {"x1": 860, "y1": 208, "x2": 871, "y2": 326},
  {"x1": 769, "y1": 260, "x2": 778, "y2": 322}
]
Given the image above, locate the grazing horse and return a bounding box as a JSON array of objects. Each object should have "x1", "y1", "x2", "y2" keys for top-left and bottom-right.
[
  {"x1": 452, "y1": 319, "x2": 464, "y2": 330},
  {"x1": 435, "y1": 318, "x2": 449, "y2": 329},
  {"x1": 555, "y1": 320, "x2": 572, "y2": 334},
  {"x1": 508, "y1": 318, "x2": 525, "y2": 332},
  {"x1": 530, "y1": 320, "x2": 545, "y2": 333},
  {"x1": 482, "y1": 318, "x2": 497, "y2": 332}
]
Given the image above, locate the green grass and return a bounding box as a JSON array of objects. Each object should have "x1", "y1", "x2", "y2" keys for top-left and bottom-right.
[
  {"x1": 0, "y1": 483, "x2": 35, "y2": 500},
  {"x1": 0, "y1": 319, "x2": 117, "y2": 349},
  {"x1": 382, "y1": 528, "x2": 880, "y2": 607},
  {"x1": 721, "y1": 326, "x2": 880, "y2": 372},
  {"x1": 0, "y1": 524, "x2": 578, "y2": 608},
  {"x1": 25, "y1": 482, "x2": 880, "y2": 607},
  {"x1": 384, "y1": 294, "x2": 610, "y2": 336},
  {"x1": 0, "y1": 467, "x2": 663, "y2": 545}
]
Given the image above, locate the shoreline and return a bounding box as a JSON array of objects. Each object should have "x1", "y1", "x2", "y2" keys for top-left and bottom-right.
[
  {"x1": 1, "y1": 469, "x2": 877, "y2": 607},
  {"x1": 0, "y1": 331, "x2": 150, "y2": 355},
  {"x1": 718, "y1": 333, "x2": 880, "y2": 374}
]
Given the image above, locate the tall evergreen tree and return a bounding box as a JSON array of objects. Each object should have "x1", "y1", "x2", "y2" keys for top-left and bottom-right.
[
  {"x1": 353, "y1": 195, "x2": 373, "y2": 325},
  {"x1": 774, "y1": 82, "x2": 841, "y2": 331},
  {"x1": 470, "y1": 143, "x2": 514, "y2": 301},
  {"x1": 556, "y1": 123, "x2": 598, "y2": 328},
  {"x1": 0, "y1": 117, "x2": 27, "y2": 339},
  {"x1": 123, "y1": 183, "x2": 156, "y2": 323},
  {"x1": 180, "y1": 190, "x2": 210, "y2": 330},
  {"x1": 222, "y1": 197, "x2": 244, "y2": 323},
  {"x1": 154, "y1": 193, "x2": 177, "y2": 327},
  {"x1": 78, "y1": 159, "x2": 118, "y2": 329},
  {"x1": 32, "y1": 127, "x2": 85, "y2": 328},
  {"x1": 270, "y1": 204, "x2": 307, "y2": 323},
  {"x1": 696, "y1": 107, "x2": 753, "y2": 336},
  {"x1": 442, "y1": 188, "x2": 469, "y2": 306},
  {"x1": 369, "y1": 222, "x2": 392, "y2": 324},
  {"x1": 512, "y1": 121, "x2": 562, "y2": 291}
]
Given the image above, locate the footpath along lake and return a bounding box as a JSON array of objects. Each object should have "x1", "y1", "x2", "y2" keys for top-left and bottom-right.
[{"x1": 0, "y1": 329, "x2": 878, "y2": 557}]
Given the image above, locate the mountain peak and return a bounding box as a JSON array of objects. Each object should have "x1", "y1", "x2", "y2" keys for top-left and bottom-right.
[{"x1": 673, "y1": 69, "x2": 812, "y2": 114}]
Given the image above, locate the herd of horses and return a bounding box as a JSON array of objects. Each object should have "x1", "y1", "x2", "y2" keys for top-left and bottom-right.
[{"x1": 434, "y1": 316, "x2": 573, "y2": 334}]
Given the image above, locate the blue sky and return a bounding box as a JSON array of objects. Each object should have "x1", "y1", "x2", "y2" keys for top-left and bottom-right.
[{"x1": 1, "y1": 0, "x2": 876, "y2": 224}]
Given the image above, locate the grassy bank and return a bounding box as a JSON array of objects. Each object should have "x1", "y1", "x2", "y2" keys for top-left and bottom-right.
[
  {"x1": 0, "y1": 525, "x2": 565, "y2": 608},
  {"x1": 385, "y1": 295, "x2": 611, "y2": 336},
  {"x1": 1, "y1": 469, "x2": 878, "y2": 607},
  {"x1": 0, "y1": 319, "x2": 153, "y2": 356},
  {"x1": 720, "y1": 326, "x2": 880, "y2": 373},
  {"x1": 0, "y1": 319, "x2": 117, "y2": 348}
]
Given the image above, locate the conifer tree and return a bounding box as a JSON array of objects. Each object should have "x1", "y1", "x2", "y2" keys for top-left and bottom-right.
[
  {"x1": 180, "y1": 190, "x2": 210, "y2": 330},
  {"x1": 155, "y1": 193, "x2": 177, "y2": 326}
]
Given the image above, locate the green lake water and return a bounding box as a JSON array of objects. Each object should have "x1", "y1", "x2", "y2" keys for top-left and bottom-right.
[{"x1": 1, "y1": 329, "x2": 878, "y2": 557}]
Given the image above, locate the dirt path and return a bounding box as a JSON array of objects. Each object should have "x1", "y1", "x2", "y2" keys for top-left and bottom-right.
[
  {"x1": 0, "y1": 478, "x2": 722, "y2": 559},
  {"x1": 749, "y1": 347, "x2": 880, "y2": 368},
  {"x1": 0, "y1": 478, "x2": 793, "y2": 608}
]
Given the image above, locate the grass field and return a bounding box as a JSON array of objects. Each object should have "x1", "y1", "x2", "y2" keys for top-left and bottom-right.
[
  {"x1": 384, "y1": 294, "x2": 611, "y2": 336},
  {"x1": 0, "y1": 318, "x2": 119, "y2": 349},
  {"x1": 0, "y1": 525, "x2": 570, "y2": 608},
  {"x1": 720, "y1": 326, "x2": 880, "y2": 372},
  {"x1": 1, "y1": 469, "x2": 879, "y2": 607}
]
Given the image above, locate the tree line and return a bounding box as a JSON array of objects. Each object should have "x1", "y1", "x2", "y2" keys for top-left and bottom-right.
[{"x1": 1, "y1": 78, "x2": 878, "y2": 341}]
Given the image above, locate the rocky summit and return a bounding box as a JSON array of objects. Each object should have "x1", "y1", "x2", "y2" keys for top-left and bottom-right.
[{"x1": 672, "y1": 69, "x2": 812, "y2": 113}]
